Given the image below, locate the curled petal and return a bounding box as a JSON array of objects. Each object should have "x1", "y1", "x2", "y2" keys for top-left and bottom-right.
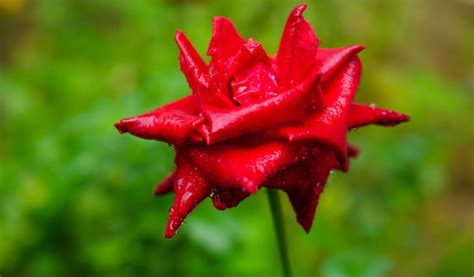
[
  {"x1": 316, "y1": 45, "x2": 365, "y2": 83},
  {"x1": 165, "y1": 150, "x2": 211, "y2": 238},
  {"x1": 154, "y1": 172, "x2": 175, "y2": 196},
  {"x1": 226, "y1": 39, "x2": 273, "y2": 77},
  {"x1": 268, "y1": 57, "x2": 362, "y2": 168},
  {"x1": 228, "y1": 39, "x2": 278, "y2": 105},
  {"x1": 208, "y1": 16, "x2": 245, "y2": 64},
  {"x1": 188, "y1": 141, "x2": 311, "y2": 193},
  {"x1": 265, "y1": 149, "x2": 336, "y2": 232},
  {"x1": 176, "y1": 31, "x2": 209, "y2": 92},
  {"x1": 276, "y1": 3, "x2": 319, "y2": 91},
  {"x1": 115, "y1": 96, "x2": 204, "y2": 145},
  {"x1": 348, "y1": 103, "x2": 410, "y2": 129},
  {"x1": 177, "y1": 31, "x2": 235, "y2": 108},
  {"x1": 200, "y1": 70, "x2": 321, "y2": 144},
  {"x1": 208, "y1": 16, "x2": 245, "y2": 96}
]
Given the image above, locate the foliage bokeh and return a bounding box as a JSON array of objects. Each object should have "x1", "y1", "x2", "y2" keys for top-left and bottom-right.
[{"x1": 1, "y1": 0, "x2": 472, "y2": 276}]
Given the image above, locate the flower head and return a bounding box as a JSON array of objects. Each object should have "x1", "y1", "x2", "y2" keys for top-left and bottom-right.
[{"x1": 115, "y1": 4, "x2": 409, "y2": 238}]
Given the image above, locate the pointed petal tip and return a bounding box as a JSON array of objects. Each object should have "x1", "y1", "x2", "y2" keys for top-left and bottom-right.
[
  {"x1": 349, "y1": 104, "x2": 410, "y2": 129},
  {"x1": 175, "y1": 30, "x2": 199, "y2": 52},
  {"x1": 114, "y1": 121, "x2": 127, "y2": 134},
  {"x1": 164, "y1": 213, "x2": 183, "y2": 239},
  {"x1": 347, "y1": 145, "x2": 360, "y2": 158},
  {"x1": 277, "y1": 3, "x2": 319, "y2": 90},
  {"x1": 298, "y1": 218, "x2": 313, "y2": 233},
  {"x1": 212, "y1": 16, "x2": 230, "y2": 23},
  {"x1": 175, "y1": 30, "x2": 186, "y2": 45},
  {"x1": 164, "y1": 229, "x2": 175, "y2": 239},
  {"x1": 292, "y1": 3, "x2": 308, "y2": 15},
  {"x1": 351, "y1": 45, "x2": 366, "y2": 55},
  {"x1": 400, "y1": 113, "x2": 411, "y2": 122},
  {"x1": 154, "y1": 173, "x2": 175, "y2": 196},
  {"x1": 175, "y1": 30, "x2": 189, "y2": 46},
  {"x1": 303, "y1": 224, "x2": 312, "y2": 233},
  {"x1": 210, "y1": 16, "x2": 238, "y2": 32},
  {"x1": 383, "y1": 111, "x2": 411, "y2": 126},
  {"x1": 114, "y1": 117, "x2": 141, "y2": 134},
  {"x1": 208, "y1": 15, "x2": 244, "y2": 58},
  {"x1": 154, "y1": 187, "x2": 166, "y2": 196}
]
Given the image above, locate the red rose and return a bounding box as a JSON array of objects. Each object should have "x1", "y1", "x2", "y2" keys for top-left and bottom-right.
[{"x1": 115, "y1": 4, "x2": 409, "y2": 238}]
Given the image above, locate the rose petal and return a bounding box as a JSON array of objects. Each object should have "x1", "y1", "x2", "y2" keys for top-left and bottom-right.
[
  {"x1": 115, "y1": 96, "x2": 204, "y2": 144},
  {"x1": 208, "y1": 16, "x2": 245, "y2": 65},
  {"x1": 228, "y1": 39, "x2": 278, "y2": 105},
  {"x1": 207, "y1": 17, "x2": 245, "y2": 97},
  {"x1": 176, "y1": 30, "x2": 209, "y2": 92},
  {"x1": 176, "y1": 31, "x2": 236, "y2": 108},
  {"x1": 348, "y1": 103, "x2": 410, "y2": 129},
  {"x1": 188, "y1": 141, "x2": 311, "y2": 193},
  {"x1": 316, "y1": 45, "x2": 365, "y2": 83},
  {"x1": 333, "y1": 144, "x2": 359, "y2": 172},
  {"x1": 298, "y1": 150, "x2": 335, "y2": 231},
  {"x1": 267, "y1": 56, "x2": 362, "y2": 168},
  {"x1": 276, "y1": 4, "x2": 319, "y2": 91},
  {"x1": 154, "y1": 172, "x2": 175, "y2": 196},
  {"x1": 165, "y1": 150, "x2": 211, "y2": 238},
  {"x1": 200, "y1": 69, "x2": 321, "y2": 144},
  {"x1": 347, "y1": 144, "x2": 359, "y2": 157},
  {"x1": 265, "y1": 148, "x2": 336, "y2": 232},
  {"x1": 231, "y1": 62, "x2": 279, "y2": 105}
]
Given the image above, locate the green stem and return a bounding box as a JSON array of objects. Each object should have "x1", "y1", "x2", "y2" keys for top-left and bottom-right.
[{"x1": 267, "y1": 189, "x2": 291, "y2": 277}]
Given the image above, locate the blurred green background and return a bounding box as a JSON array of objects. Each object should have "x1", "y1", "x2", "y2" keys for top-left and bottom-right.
[{"x1": 1, "y1": 0, "x2": 473, "y2": 276}]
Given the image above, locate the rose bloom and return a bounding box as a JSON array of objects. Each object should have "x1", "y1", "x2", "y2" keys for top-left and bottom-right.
[{"x1": 115, "y1": 4, "x2": 409, "y2": 238}]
